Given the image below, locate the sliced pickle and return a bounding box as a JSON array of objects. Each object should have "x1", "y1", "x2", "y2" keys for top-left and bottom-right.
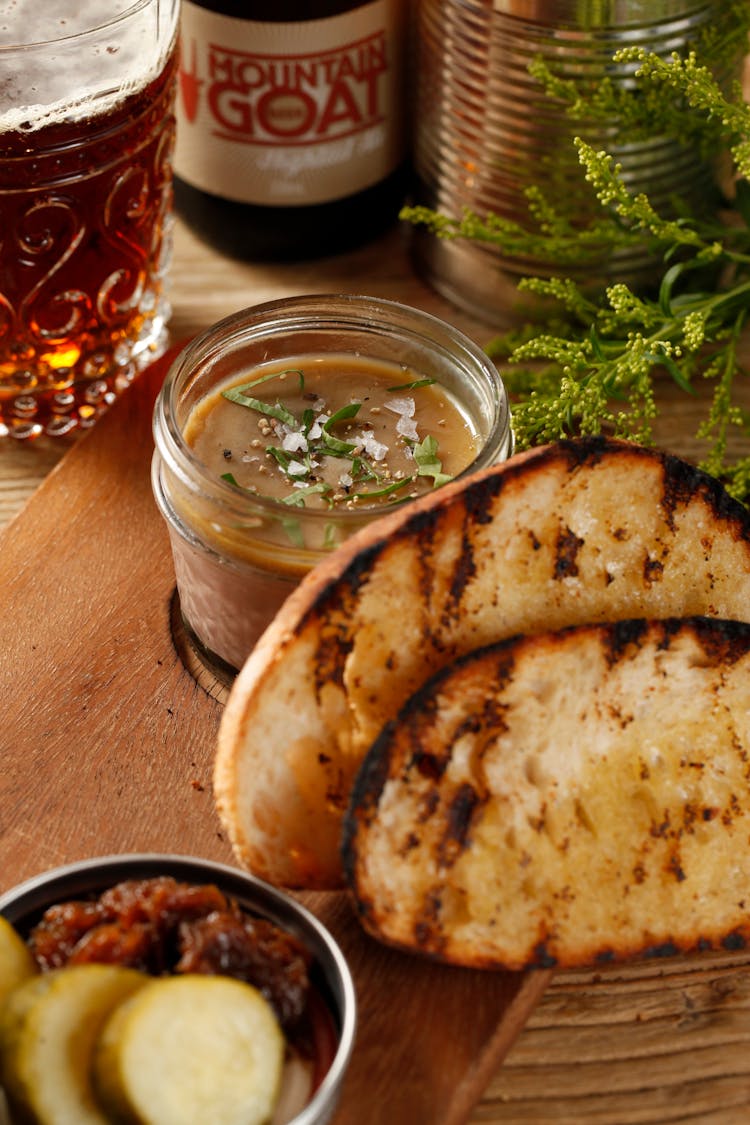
[
  {"x1": 94, "y1": 973, "x2": 285, "y2": 1125},
  {"x1": 0, "y1": 917, "x2": 37, "y2": 1007},
  {"x1": 0, "y1": 964, "x2": 148, "y2": 1124}
]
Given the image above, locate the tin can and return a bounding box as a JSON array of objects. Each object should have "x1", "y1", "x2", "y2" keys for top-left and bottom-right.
[{"x1": 411, "y1": 0, "x2": 746, "y2": 324}]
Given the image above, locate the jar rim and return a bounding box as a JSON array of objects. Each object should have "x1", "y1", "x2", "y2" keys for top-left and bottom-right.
[{"x1": 153, "y1": 293, "x2": 513, "y2": 529}]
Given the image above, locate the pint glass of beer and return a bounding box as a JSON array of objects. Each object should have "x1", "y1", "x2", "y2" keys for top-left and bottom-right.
[{"x1": 0, "y1": 1, "x2": 180, "y2": 439}]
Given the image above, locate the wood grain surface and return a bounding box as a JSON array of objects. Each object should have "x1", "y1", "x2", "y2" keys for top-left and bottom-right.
[
  {"x1": 2, "y1": 218, "x2": 750, "y2": 1123},
  {"x1": 0, "y1": 343, "x2": 548, "y2": 1125}
]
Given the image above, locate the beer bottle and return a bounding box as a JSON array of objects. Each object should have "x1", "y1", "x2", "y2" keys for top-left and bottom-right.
[{"x1": 174, "y1": 1, "x2": 409, "y2": 261}]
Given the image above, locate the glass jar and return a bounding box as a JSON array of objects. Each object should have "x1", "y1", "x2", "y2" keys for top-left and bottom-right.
[{"x1": 152, "y1": 294, "x2": 512, "y2": 675}]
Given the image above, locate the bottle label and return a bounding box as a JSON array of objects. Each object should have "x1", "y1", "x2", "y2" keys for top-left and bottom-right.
[{"x1": 175, "y1": 1, "x2": 406, "y2": 207}]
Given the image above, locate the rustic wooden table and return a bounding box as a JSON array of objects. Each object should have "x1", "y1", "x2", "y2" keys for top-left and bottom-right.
[{"x1": 2, "y1": 216, "x2": 750, "y2": 1124}]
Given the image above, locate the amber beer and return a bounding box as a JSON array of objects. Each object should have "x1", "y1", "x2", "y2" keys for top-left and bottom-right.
[{"x1": 0, "y1": 3, "x2": 180, "y2": 439}]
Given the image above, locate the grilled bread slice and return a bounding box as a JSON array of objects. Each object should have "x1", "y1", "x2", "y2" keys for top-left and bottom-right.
[
  {"x1": 342, "y1": 617, "x2": 750, "y2": 970},
  {"x1": 214, "y1": 437, "x2": 750, "y2": 889}
]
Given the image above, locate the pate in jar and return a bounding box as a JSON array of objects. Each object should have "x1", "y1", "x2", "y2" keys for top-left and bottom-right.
[{"x1": 152, "y1": 295, "x2": 512, "y2": 674}]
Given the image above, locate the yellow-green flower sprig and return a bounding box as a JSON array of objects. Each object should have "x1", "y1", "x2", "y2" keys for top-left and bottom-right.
[{"x1": 403, "y1": 8, "x2": 750, "y2": 501}]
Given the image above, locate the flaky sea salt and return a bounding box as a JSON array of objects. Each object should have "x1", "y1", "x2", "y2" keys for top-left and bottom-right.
[
  {"x1": 384, "y1": 396, "x2": 419, "y2": 441},
  {"x1": 358, "y1": 431, "x2": 388, "y2": 461},
  {"x1": 282, "y1": 430, "x2": 308, "y2": 453}
]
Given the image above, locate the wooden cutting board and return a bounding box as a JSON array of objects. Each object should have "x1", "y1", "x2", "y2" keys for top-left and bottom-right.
[{"x1": 0, "y1": 349, "x2": 549, "y2": 1125}]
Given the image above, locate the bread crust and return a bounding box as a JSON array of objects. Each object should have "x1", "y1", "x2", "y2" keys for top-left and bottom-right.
[
  {"x1": 342, "y1": 617, "x2": 750, "y2": 970},
  {"x1": 214, "y1": 437, "x2": 750, "y2": 889}
]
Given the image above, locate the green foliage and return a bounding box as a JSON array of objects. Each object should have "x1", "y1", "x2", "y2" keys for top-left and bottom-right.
[{"x1": 402, "y1": 23, "x2": 750, "y2": 502}]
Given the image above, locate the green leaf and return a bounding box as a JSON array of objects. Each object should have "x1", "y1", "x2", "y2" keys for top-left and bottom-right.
[
  {"x1": 386, "y1": 377, "x2": 436, "y2": 391},
  {"x1": 658, "y1": 262, "x2": 687, "y2": 316},
  {"x1": 400, "y1": 11, "x2": 750, "y2": 505},
  {"x1": 281, "y1": 516, "x2": 305, "y2": 547},
  {"x1": 413, "y1": 434, "x2": 453, "y2": 488},
  {"x1": 324, "y1": 402, "x2": 362, "y2": 428},
  {"x1": 351, "y1": 456, "x2": 378, "y2": 482},
  {"x1": 321, "y1": 402, "x2": 361, "y2": 455},
  {"x1": 222, "y1": 386, "x2": 297, "y2": 428},
  {"x1": 320, "y1": 436, "x2": 358, "y2": 457},
  {"x1": 734, "y1": 179, "x2": 750, "y2": 228},
  {"x1": 224, "y1": 368, "x2": 304, "y2": 394},
  {"x1": 650, "y1": 351, "x2": 695, "y2": 394},
  {"x1": 266, "y1": 446, "x2": 295, "y2": 471},
  {"x1": 280, "y1": 482, "x2": 332, "y2": 507},
  {"x1": 352, "y1": 476, "x2": 416, "y2": 499}
]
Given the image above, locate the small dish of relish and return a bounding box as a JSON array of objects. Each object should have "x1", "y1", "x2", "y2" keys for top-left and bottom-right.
[{"x1": 0, "y1": 854, "x2": 355, "y2": 1125}]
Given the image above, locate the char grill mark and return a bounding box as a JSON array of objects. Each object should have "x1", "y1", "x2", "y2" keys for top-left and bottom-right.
[
  {"x1": 553, "y1": 525, "x2": 585, "y2": 579},
  {"x1": 448, "y1": 535, "x2": 477, "y2": 614},
  {"x1": 643, "y1": 556, "x2": 664, "y2": 585},
  {"x1": 531, "y1": 941, "x2": 557, "y2": 970},
  {"x1": 436, "y1": 783, "x2": 484, "y2": 869},
  {"x1": 410, "y1": 508, "x2": 446, "y2": 651},
  {"x1": 690, "y1": 616, "x2": 750, "y2": 663},
  {"x1": 605, "y1": 618, "x2": 650, "y2": 665},
  {"x1": 312, "y1": 621, "x2": 353, "y2": 697},
  {"x1": 308, "y1": 559, "x2": 370, "y2": 696},
  {"x1": 413, "y1": 890, "x2": 447, "y2": 955},
  {"x1": 558, "y1": 434, "x2": 610, "y2": 470},
  {"x1": 439, "y1": 475, "x2": 506, "y2": 631},
  {"x1": 660, "y1": 447, "x2": 749, "y2": 531}
]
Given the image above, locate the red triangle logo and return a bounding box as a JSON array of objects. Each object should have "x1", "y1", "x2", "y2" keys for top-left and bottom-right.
[{"x1": 179, "y1": 38, "x2": 203, "y2": 123}]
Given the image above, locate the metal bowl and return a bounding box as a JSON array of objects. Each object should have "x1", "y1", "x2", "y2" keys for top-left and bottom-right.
[{"x1": 0, "y1": 853, "x2": 356, "y2": 1125}]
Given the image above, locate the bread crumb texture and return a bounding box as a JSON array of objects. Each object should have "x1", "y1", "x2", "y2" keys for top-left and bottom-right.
[
  {"x1": 215, "y1": 438, "x2": 750, "y2": 890},
  {"x1": 344, "y1": 618, "x2": 750, "y2": 970}
]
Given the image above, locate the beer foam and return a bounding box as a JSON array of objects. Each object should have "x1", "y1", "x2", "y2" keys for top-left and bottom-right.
[
  {"x1": 0, "y1": 0, "x2": 177, "y2": 132},
  {"x1": 0, "y1": 0, "x2": 136, "y2": 45}
]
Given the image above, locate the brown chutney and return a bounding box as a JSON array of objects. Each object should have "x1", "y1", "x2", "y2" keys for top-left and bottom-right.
[{"x1": 184, "y1": 353, "x2": 481, "y2": 510}]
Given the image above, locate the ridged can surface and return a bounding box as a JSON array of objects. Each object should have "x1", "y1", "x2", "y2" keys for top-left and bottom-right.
[{"x1": 411, "y1": 0, "x2": 746, "y2": 323}]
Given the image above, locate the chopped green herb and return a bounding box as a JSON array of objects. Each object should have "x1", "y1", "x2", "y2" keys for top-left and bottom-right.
[
  {"x1": 281, "y1": 516, "x2": 305, "y2": 548},
  {"x1": 352, "y1": 476, "x2": 416, "y2": 499},
  {"x1": 266, "y1": 446, "x2": 293, "y2": 471},
  {"x1": 325, "y1": 402, "x2": 362, "y2": 427},
  {"x1": 221, "y1": 386, "x2": 297, "y2": 428},
  {"x1": 413, "y1": 435, "x2": 453, "y2": 488},
  {"x1": 223, "y1": 368, "x2": 304, "y2": 395},
  {"x1": 218, "y1": 368, "x2": 458, "y2": 507},
  {"x1": 321, "y1": 403, "x2": 361, "y2": 455},
  {"x1": 280, "y1": 483, "x2": 333, "y2": 507},
  {"x1": 386, "y1": 377, "x2": 436, "y2": 391},
  {"x1": 350, "y1": 457, "x2": 378, "y2": 482},
  {"x1": 320, "y1": 435, "x2": 358, "y2": 457}
]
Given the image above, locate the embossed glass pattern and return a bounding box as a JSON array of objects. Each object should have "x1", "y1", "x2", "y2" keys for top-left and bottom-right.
[{"x1": 0, "y1": 2, "x2": 179, "y2": 438}]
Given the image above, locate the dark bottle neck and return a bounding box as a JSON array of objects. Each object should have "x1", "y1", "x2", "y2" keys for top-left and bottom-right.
[{"x1": 184, "y1": 2, "x2": 374, "y2": 18}]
